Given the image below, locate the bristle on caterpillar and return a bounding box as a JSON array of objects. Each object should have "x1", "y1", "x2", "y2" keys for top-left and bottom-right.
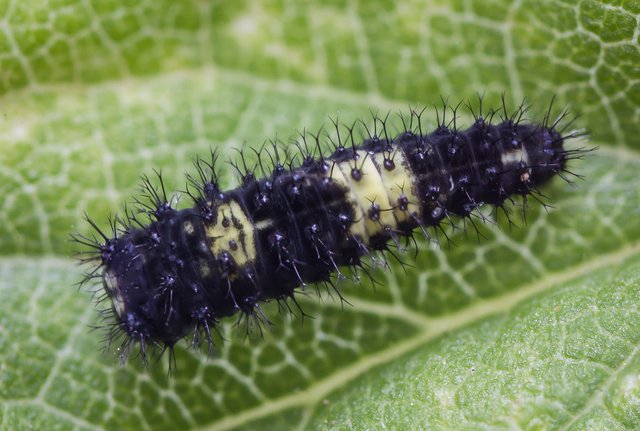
[{"x1": 72, "y1": 97, "x2": 589, "y2": 367}]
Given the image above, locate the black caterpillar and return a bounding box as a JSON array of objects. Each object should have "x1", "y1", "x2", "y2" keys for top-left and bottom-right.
[{"x1": 74, "y1": 99, "x2": 586, "y2": 365}]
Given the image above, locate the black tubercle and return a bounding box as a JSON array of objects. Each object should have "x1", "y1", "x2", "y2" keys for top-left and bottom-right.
[{"x1": 73, "y1": 99, "x2": 588, "y2": 366}]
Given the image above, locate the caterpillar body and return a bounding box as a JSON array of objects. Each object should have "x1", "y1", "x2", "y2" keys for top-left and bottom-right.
[{"x1": 75, "y1": 100, "x2": 584, "y2": 364}]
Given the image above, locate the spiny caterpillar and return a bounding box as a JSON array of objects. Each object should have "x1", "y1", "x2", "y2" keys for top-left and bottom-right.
[{"x1": 74, "y1": 98, "x2": 586, "y2": 366}]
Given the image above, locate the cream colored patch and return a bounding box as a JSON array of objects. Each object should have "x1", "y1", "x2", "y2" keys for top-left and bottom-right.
[
  {"x1": 104, "y1": 270, "x2": 125, "y2": 318},
  {"x1": 199, "y1": 262, "x2": 211, "y2": 278},
  {"x1": 230, "y1": 14, "x2": 259, "y2": 36},
  {"x1": 11, "y1": 123, "x2": 29, "y2": 140},
  {"x1": 228, "y1": 3, "x2": 266, "y2": 40},
  {"x1": 501, "y1": 148, "x2": 529, "y2": 166},
  {"x1": 183, "y1": 221, "x2": 195, "y2": 235},
  {"x1": 205, "y1": 200, "x2": 256, "y2": 266},
  {"x1": 329, "y1": 161, "x2": 367, "y2": 239},
  {"x1": 254, "y1": 217, "x2": 275, "y2": 231},
  {"x1": 371, "y1": 151, "x2": 419, "y2": 224},
  {"x1": 330, "y1": 150, "x2": 419, "y2": 240}
]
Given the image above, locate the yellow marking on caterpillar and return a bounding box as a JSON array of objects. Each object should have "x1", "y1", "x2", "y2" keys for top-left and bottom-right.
[
  {"x1": 331, "y1": 150, "x2": 420, "y2": 240},
  {"x1": 205, "y1": 200, "x2": 256, "y2": 266},
  {"x1": 370, "y1": 150, "x2": 420, "y2": 224},
  {"x1": 501, "y1": 148, "x2": 529, "y2": 166},
  {"x1": 254, "y1": 218, "x2": 274, "y2": 230},
  {"x1": 183, "y1": 221, "x2": 195, "y2": 235},
  {"x1": 345, "y1": 151, "x2": 395, "y2": 237},
  {"x1": 329, "y1": 162, "x2": 368, "y2": 240},
  {"x1": 103, "y1": 270, "x2": 125, "y2": 318},
  {"x1": 199, "y1": 263, "x2": 211, "y2": 278}
]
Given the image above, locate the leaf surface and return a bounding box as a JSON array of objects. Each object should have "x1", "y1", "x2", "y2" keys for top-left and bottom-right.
[{"x1": 0, "y1": 0, "x2": 638, "y2": 430}]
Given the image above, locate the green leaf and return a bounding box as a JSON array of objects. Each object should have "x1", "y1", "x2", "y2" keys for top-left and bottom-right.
[{"x1": 1, "y1": 0, "x2": 638, "y2": 430}]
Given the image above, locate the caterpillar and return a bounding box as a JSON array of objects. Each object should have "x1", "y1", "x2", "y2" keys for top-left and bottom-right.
[{"x1": 74, "y1": 98, "x2": 586, "y2": 366}]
